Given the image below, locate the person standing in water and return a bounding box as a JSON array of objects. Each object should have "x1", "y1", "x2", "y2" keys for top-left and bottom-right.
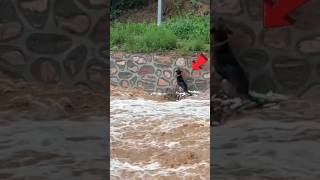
[{"x1": 175, "y1": 69, "x2": 193, "y2": 96}]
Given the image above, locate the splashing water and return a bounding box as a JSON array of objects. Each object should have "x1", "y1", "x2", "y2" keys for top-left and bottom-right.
[{"x1": 110, "y1": 96, "x2": 210, "y2": 180}]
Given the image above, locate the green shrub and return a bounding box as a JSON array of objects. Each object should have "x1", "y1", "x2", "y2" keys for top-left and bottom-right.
[
  {"x1": 111, "y1": 23, "x2": 177, "y2": 53},
  {"x1": 164, "y1": 14, "x2": 210, "y2": 43},
  {"x1": 110, "y1": 14, "x2": 210, "y2": 54},
  {"x1": 189, "y1": 0, "x2": 200, "y2": 7}
]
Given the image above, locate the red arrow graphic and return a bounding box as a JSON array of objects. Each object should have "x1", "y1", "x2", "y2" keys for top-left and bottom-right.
[
  {"x1": 192, "y1": 53, "x2": 208, "y2": 70},
  {"x1": 264, "y1": 0, "x2": 309, "y2": 28}
]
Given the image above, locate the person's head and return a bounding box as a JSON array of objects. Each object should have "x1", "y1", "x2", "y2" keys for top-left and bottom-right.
[
  {"x1": 176, "y1": 69, "x2": 182, "y2": 75},
  {"x1": 211, "y1": 18, "x2": 233, "y2": 42}
]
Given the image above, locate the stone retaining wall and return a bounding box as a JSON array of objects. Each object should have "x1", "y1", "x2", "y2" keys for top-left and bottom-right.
[
  {"x1": 110, "y1": 52, "x2": 210, "y2": 93},
  {"x1": 212, "y1": 0, "x2": 320, "y2": 97},
  {"x1": 0, "y1": 0, "x2": 108, "y2": 92}
]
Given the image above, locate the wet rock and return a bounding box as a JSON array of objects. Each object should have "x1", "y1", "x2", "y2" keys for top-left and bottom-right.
[
  {"x1": 154, "y1": 56, "x2": 172, "y2": 67},
  {"x1": 63, "y1": 45, "x2": 87, "y2": 77},
  {"x1": 110, "y1": 76, "x2": 119, "y2": 85},
  {"x1": 298, "y1": 36, "x2": 320, "y2": 54},
  {"x1": 133, "y1": 56, "x2": 147, "y2": 64},
  {"x1": 118, "y1": 72, "x2": 133, "y2": 79},
  {"x1": 195, "y1": 79, "x2": 208, "y2": 91},
  {"x1": 155, "y1": 88, "x2": 164, "y2": 93},
  {"x1": 78, "y1": 0, "x2": 108, "y2": 9},
  {"x1": 189, "y1": 85, "x2": 198, "y2": 91},
  {"x1": 19, "y1": 0, "x2": 49, "y2": 28},
  {"x1": 116, "y1": 60, "x2": 126, "y2": 70},
  {"x1": 163, "y1": 70, "x2": 172, "y2": 79},
  {"x1": 112, "y1": 52, "x2": 125, "y2": 59},
  {"x1": 137, "y1": 81, "x2": 155, "y2": 91},
  {"x1": 110, "y1": 68, "x2": 118, "y2": 75},
  {"x1": 127, "y1": 60, "x2": 139, "y2": 73},
  {"x1": 130, "y1": 76, "x2": 138, "y2": 86},
  {"x1": 158, "y1": 78, "x2": 170, "y2": 86},
  {"x1": 142, "y1": 75, "x2": 157, "y2": 82},
  {"x1": 31, "y1": 58, "x2": 61, "y2": 83},
  {"x1": 87, "y1": 63, "x2": 107, "y2": 87},
  {"x1": 203, "y1": 72, "x2": 210, "y2": 79},
  {"x1": 120, "y1": 80, "x2": 129, "y2": 88},
  {"x1": 185, "y1": 77, "x2": 194, "y2": 84},
  {"x1": 26, "y1": 33, "x2": 72, "y2": 54},
  {"x1": 20, "y1": 0, "x2": 48, "y2": 12},
  {"x1": 263, "y1": 29, "x2": 290, "y2": 49},
  {"x1": 1, "y1": 50, "x2": 26, "y2": 66},
  {"x1": 0, "y1": 22, "x2": 22, "y2": 41},
  {"x1": 57, "y1": 15, "x2": 90, "y2": 34},
  {"x1": 139, "y1": 65, "x2": 155, "y2": 75},
  {"x1": 155, "y1": 69, "x2": 162, "y2": 77},
  {"x1": 191, "y1": 70, "x2": 201, "y2": 78},
  {"x1": 176, "y1": 58, "x2": 186, "y2": 66}
]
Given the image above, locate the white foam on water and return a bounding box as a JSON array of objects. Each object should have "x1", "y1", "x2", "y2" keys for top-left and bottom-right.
[
  {"x1": 111, "y1": 159, "x2": 161, "y2": 172},
  {"x1": 111, "y1": 98, "x2": 209, "y2": 139},
  {"x1": 166, "y1": 141, "x2": 180, "y2": 148},
  {"x1": 111, "y1": 97, "x2": 210, "y2": 179},
  {"x1": 110, "y1": 159, "x2": 209, "y2": 179},
  {"x1": 111, "y1": 99, "x2": 209, "y2": 122},
  {"x1": 150, "y1": 91, "x2": 201, "y2": 97}
]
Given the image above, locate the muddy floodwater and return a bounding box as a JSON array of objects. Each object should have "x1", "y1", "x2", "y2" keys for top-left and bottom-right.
[
  {"x1": 212, "y1": 98, "x2": 320, "y2": 180},
  {"x1": 0, "y1": 111, "x2": 107, "y2": 180},
  {"x1": 0, "y1": 74, "x2": 108, "y2": 180},
  {"x1": 110, "y1": 94, "x2": 210, "y2": 179}
]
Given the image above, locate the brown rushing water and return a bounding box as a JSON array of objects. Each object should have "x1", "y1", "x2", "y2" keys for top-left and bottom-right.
[
  {"x1": 110, "y1": 87, "x2": 210, "y2": 180},
  {"x1": 0, "y1": 111, "x2": 107, "y2": 180},
  {"x1": 0, "y1": 73, "x2": 107, "y2": 180},
  {"x1": 212, "y1": 98, "x2": 320, "y2": 180}
]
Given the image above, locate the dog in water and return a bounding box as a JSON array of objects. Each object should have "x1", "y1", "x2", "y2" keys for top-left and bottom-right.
[
  {"x1": 175, "y1": 69, "x2": 192, "y2": 96},
  {"x1": 211, "y1": 18, "x2": 250, "y2": 99}
]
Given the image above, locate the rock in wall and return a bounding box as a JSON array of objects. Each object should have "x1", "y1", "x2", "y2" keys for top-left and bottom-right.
[
  {"x1": 0, "y1": 0, "x2": 108, "y2": 92},
  {"x1": 212, "y1": 0, "x2": 320, "y2": 97},
  {"x1": 110, "y1": 52, "x2": 210, "y2": 93}
]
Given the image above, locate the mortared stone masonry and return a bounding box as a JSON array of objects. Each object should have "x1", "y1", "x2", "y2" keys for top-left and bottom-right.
[
  {"x1": 212, "y1": 0, "x2": 320, "y2": 97},
  {"x1": 0, "y1": 0, "x2": 108, "y2": 92},
  {"x1": 110, "y1": 52, "x2": 210, "y2": 93}
]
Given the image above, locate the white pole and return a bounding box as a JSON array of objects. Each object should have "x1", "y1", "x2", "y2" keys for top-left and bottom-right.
[{"x1": 157, "y1": 0, "x2": 162, "y2": 26}]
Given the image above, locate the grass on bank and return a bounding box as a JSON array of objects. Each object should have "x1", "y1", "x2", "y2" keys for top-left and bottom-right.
[{"x1": 110, "y1": 14, "x2": 210, "y2": 55}]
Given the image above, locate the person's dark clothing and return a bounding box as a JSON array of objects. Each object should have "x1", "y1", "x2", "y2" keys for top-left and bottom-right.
[{"x1": 176, "y1": 74, "x2": 192, "y2": 96}]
